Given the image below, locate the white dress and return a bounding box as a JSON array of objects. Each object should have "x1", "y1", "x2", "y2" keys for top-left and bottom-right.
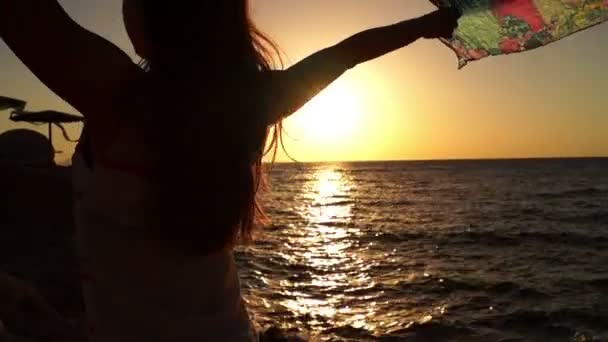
[{"x1": 71, "y1": 147, "x2": 257, "y2": 342}]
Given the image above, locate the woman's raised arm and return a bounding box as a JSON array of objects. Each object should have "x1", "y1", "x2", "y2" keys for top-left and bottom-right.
[
  {"x1": 265, "y1": 8, "x2": 460, "y2": 124},
  {"x1": 0, "y1": 1, "x2": 140, "y2": 117}
]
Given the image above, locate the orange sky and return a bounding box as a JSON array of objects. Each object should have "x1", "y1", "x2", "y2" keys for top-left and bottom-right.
[{"x1": 1, "y1": 0, "x2": 607, "y2": 163}]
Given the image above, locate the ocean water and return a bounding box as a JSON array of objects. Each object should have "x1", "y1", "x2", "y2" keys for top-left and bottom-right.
[{"x1": 235, "y1": 158, "x2": 608, "y2": 342}]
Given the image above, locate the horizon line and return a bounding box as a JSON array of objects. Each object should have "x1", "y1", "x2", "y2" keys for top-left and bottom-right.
[
  {"x1": 265, "y1": 155, "x2": 608, "y2": 164},
  {"x1": 54, "y1": 155, "x2": 608, "y2": 166}
]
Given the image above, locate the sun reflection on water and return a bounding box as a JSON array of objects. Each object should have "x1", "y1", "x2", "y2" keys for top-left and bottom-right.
[
  {"x1": 244, "y1": 164, "x2": 454, "y2": 337},
  {"x1": 276, "y1": 166, "x2": 387, "y2": 332}
]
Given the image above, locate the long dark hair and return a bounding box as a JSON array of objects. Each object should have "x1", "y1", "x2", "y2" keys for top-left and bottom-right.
[{"x1": 132, "y1": 1, "x2": 283, "y2": 254}]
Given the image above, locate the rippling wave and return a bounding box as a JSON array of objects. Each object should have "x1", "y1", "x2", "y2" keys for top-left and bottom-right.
[{"x1": 236, "y1": 158, "x2": 608, "y2": 341}]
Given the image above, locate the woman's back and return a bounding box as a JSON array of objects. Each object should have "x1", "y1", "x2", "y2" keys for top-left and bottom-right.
[{"x1": 71, "y1": 142, "x2": 256, "y2": 341}]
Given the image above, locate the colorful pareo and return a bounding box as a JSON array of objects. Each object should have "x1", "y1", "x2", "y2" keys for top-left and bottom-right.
[{"x1": 431, "y1": 0, "x2": 608, "y2": 68}]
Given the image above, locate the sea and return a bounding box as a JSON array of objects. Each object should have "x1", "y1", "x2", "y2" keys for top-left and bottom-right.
[{"x1": 234, "y1": 158, "x2": 608, "y2": 342}]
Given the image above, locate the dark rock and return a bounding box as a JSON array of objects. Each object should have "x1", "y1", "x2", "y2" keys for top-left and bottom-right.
[{"x1": 0, "y1": 161, "x2": 84, "y2": 340}]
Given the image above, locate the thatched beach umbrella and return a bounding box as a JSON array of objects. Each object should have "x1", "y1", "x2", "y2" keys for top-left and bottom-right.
[
  {"x1": 1, "y1": 95, "x2": 84, "y2": 165},
  {"x1": 9, "y1": 110, "x2": 84, "y2": 162},
  {"x1": 9, "y1": 110, "x2": 84, "y2": 127},
  {"x1": 0, "y1": 96, "x2": 26, "y2": 112}
]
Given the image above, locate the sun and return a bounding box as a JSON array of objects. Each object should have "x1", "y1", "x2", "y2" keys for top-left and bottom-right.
[{"x1": 287, "y1": 80, "x2": 362, "y2": 144}]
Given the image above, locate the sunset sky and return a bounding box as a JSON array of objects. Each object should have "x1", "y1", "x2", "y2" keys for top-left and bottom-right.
[{"x1": 0, "y1": 0, "x2": 607, "y2": 163}]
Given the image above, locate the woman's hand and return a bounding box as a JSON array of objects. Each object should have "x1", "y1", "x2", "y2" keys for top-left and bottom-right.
[{"x1": 419, "y1": 7, "x2": 461, "y2": 39}]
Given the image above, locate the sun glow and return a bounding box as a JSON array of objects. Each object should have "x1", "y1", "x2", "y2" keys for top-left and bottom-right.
[{"x1": 287, "y1": 81, "x2": 363, "y2": 144}]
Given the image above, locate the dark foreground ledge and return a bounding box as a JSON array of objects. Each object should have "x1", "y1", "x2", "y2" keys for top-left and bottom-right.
[{"x1": 0, "y1": 162, "x2": 84, "y2": 340}]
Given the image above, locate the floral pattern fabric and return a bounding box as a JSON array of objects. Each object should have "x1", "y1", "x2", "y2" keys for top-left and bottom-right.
[{"x1": 431, "y1": 0, "x2": 608, "y2": 68}]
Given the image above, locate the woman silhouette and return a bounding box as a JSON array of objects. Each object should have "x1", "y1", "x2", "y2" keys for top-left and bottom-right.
[{"x1": 1, "y1": 1, "x2": 458, "y2": 341}]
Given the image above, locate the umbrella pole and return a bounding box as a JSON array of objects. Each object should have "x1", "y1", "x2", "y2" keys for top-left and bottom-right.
[{"x1": 48, "y1": 122, "x2": 53, "y2": 165}]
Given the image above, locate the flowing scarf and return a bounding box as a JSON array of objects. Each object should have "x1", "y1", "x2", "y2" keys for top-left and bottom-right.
[{"x1": 431, "y1": 0, "x2": 608, "y2": 68}]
